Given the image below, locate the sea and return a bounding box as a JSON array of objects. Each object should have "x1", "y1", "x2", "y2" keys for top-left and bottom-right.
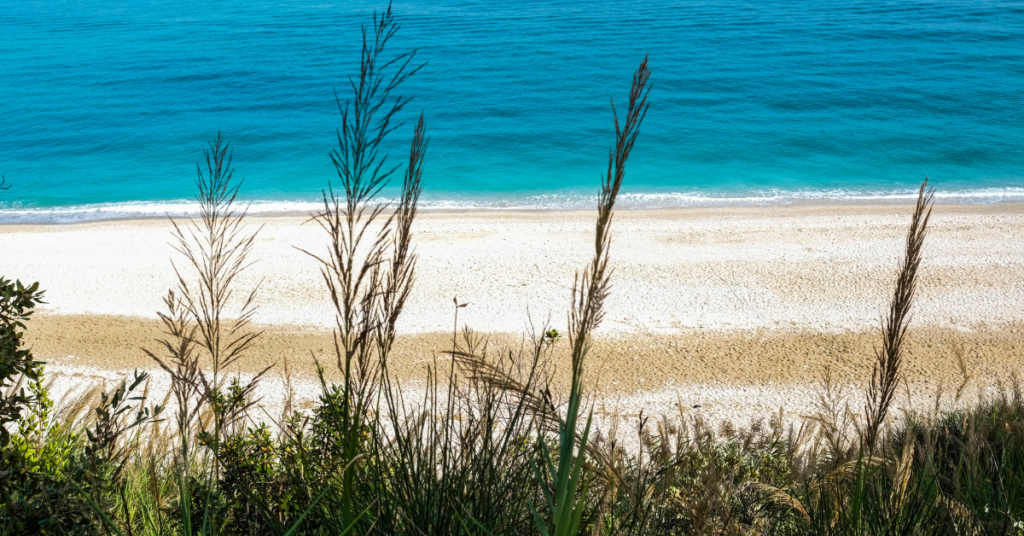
[{"x1": 2, "y1": 0, "x2": 1023, "y2": 223}]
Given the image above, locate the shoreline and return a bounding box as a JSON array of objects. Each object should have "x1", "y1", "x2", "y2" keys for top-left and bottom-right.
[{"x1": 2, "y1": 196, "x2": 1024, "y2": 226}]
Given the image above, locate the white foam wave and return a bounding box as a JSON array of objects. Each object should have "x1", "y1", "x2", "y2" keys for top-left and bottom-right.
[
  {"x1": 414, "y1": 187, "x2": 1024, "y2": 210},
  {"x1": 0, "y1": 199, "x2": 324, "y2": 224},
  {"x1": 2, "y1": 187, "x2": 1023, "y2": 224}
]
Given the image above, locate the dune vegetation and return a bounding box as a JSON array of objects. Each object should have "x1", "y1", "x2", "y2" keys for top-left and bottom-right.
[{"x1": 2, "y1": 6, "x2": 1023, "y2": 536}]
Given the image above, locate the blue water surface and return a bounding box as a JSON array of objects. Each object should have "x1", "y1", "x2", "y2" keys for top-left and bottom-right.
[{"x1": 2, "y1": 0, "x2": 1023, "y2": 221}]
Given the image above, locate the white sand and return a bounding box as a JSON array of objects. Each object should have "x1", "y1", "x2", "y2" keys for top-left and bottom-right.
[{"x1": 2, "y1": 204, "x2": 1023, "y2": 335}]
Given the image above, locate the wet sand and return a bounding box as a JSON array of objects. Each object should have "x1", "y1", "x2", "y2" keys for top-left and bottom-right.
[
  {"x1": 25, "y1": 312, "x2": 1024, "y2": 392},
  {"x1": 24, "y1": 313, "x2": 1024, "y2": 429}
]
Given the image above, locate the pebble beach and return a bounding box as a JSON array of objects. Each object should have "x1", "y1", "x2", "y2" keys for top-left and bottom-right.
[{"x1": 4, "y1": 202, "x2": 1023, "y2": 428}]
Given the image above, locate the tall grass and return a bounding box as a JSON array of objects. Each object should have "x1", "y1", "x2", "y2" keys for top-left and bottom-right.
[
  {"x1": 297, "y1": 4, "x2": 424, "y2": 532},
  {"x1": 527, "y1": 55, "x2": 651, "y2": 536},
  {"x1": 2, "y1": 6, "x2": 1024, "y2": 536}
]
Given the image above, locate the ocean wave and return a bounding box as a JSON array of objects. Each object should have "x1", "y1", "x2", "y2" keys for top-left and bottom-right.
[
  {"x1": 0, "y1": 200, "x2": 324, "y2": 225},
  {"x1": 2, "y1": 187, "x2": 1024, "y2": 224}
]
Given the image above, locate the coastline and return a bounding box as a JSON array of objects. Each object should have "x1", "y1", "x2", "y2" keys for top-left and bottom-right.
[
  {"x1": 5, "y1": 201, "x2": 1024, "y2": 425},
  {"x1": 2, "y1": 197, "x2": 1024, "y2": 225},
  {"x1": 3, "y1": 190, "x2": 1024, "y2": 226}
]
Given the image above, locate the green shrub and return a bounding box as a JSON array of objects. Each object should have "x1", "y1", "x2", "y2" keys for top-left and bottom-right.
[{"x1": 0, "y1": 277, "x2": 44, "y2": 447}]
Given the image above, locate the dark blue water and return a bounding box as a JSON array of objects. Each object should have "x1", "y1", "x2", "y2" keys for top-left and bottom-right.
[{"x1": 2, "y1": 0, "x2": 1023, "y2": 222}]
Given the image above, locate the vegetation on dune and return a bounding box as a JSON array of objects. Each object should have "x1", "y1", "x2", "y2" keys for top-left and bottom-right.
[{"x1": 2, "y1": 6, "x2": 1024, "y2": 536}]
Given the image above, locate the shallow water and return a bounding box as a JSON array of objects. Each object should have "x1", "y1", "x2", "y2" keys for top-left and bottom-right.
[{"x1": 2, "y1": 0, "x2": 1023, "y2": 222}]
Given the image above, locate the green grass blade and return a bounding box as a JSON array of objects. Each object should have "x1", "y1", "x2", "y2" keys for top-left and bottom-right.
[{"x1": 70, "y1": 480, "x2": 128, "y2": 536}]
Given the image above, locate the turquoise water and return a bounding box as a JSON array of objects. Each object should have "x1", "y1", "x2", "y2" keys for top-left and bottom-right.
[{"x1": 2, "y1": 0, "x2": 1023, "y2": 222}]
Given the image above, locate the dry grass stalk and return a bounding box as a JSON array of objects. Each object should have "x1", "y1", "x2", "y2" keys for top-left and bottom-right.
[
  {"x1": 864, "y1": 177, "x2": 934, "y2": 451},
  {"x1": 52, "y1": 379, "x2": 104, "y2": 429},
  {"x1": 889, "y1": 439, "x2": 916, "y2": 511},
  {"x1": 531, "y1": 56, "x2": 651, "y2": 536},
  {"x1": 297, "y1": 5, "x2": 425, "y2": 528},
  {"x1": 145, "y1": 290, "x2": 202, "y2": 464},
  {"x1": 169, "y1": 134, "x2": 267, "y2": 428},
  {"x1": 567, "y1": 56, "x2": 651, "y2": 396},
  {"x1": 456, "y1": 59, "x2": 652, "y2": 431},
  {"x1": 952, "y1": 342, "x2": 975, "y2": 403},
  {"x1": 143, "y1": 134, "x2": 266, "y2": 518},
  {"x1": 182, "y1": 137, "x2": 262, "y2": 349},
  {"x1": 748, "y1": 482, "x2": 811, "y2": 522},
  {"x1": 300, "y1": 4, "x2": 422, "y2": 393},
  {"x1": 378, "y1": 114, "x2": 426, "y2": 364},
  {"x1": 806, "y1": 366, "x2": 858, "y2": 468},
  {"x1": 449, "y1": 338, "x2": 555, "y2": 433}
]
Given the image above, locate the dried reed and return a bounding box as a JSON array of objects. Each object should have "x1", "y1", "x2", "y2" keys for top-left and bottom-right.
[
  {"x1": 532, "y1": 56, "x2": 651, "y2": 536},
  {"x1": 298, "y1": 4, "x2": 425, "y2": 530},
  {"x1": 864, "y1": 178, "x2": 934, "y2": 451}
]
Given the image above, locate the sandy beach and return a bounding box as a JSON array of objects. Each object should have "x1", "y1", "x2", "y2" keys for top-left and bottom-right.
[{"x1": 4, "y1": 203, "x2": 1024, "y2": 426}]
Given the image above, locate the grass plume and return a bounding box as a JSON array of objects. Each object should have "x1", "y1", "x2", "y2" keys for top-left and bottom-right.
[{"x1": 864, "y1": 178, "x2": 934, "y2": 452}]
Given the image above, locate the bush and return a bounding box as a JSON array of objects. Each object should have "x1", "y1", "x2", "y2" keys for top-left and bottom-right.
[{"x1": 0, "y1": 277, "x2": 44, "y2": 447}]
